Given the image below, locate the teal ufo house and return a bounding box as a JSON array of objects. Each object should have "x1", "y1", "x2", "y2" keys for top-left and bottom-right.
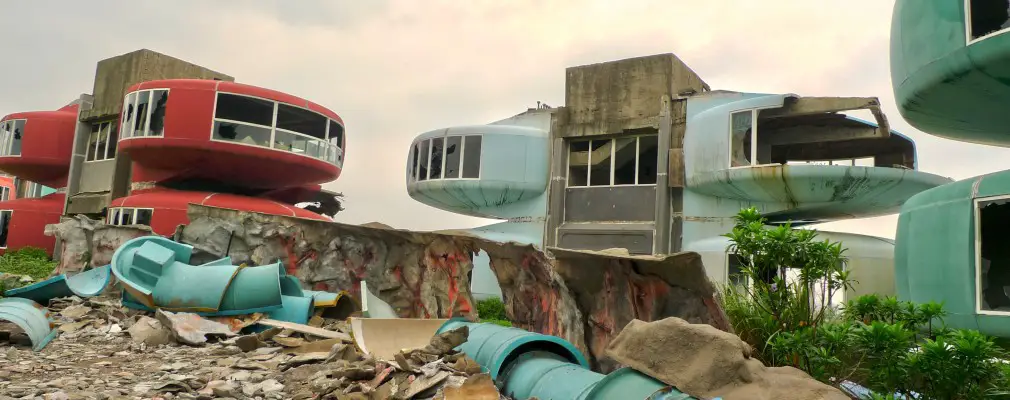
[
  {"x1": 408, "y1": 54, "x2": 950, "y2": 301},
  {"x1": 893, "y1": 0, "x2": 1010, "y2": 336}
]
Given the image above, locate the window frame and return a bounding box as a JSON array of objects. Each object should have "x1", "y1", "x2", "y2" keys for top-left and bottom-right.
[
  {"x1": 408, "y1": 134, "x2": 482, "y2": 182},
  {"x1": 566, "y1": 134, "x2": 659, "y2": 188},
  {"x1": 0, "y1": 187, "x2": 9, "y2": 202},
  {"x1": 974, "y1": 194, "x2": 1010, "y2": 315},
  {"x1": 965, "y1": 0, "x2": 1010, "y2": 45},
  {"x1": 0, "y1": 119, "x2": 27, "y2": 157},
  {"x1": 85, "y1": 120, "x2": 118, "y2": 162},
  {"x1": 119, "y1": 89, "x2": 170, "y2": 140},
  {"x1": 206, "y1": 91, "x2": 344, "y2": 166},
  {"x1": 107, "y1": 207, "x2": 155, "y2": 226}
]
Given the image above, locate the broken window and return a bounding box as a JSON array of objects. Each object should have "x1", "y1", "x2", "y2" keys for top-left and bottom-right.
[
  {"x1": 410, "y1": 142, "x2": 420, "y2": 180},
  {"x1": 0, "y1": 210, "x2": 10, "y2": 248},
  {"x1": 329, "y1": 120, "x2": 344, "y2": 149},
  {"x1": 134, "y1": 91, "x2": 151, "y2": 136},
  {"x1": 0, "y1": 187, "x2": 8, "y2": 202},
  {"x1": 135, "y1": 208, "x2": 153, "y2": 226},
  {"x1": 968, "y1": 0, "x2": 1010, "y2": 41},
  {"x1": 418, "y1": 140, "x2": 430, "y2": 181},
  {"x1": 24, "y1": 182, "x2": 42, "y2": 199},
  {"x1": 430, "y1": 137, "x2": 444, "y2": 179},
  {"x1": 727, "y1": 254, "x2": 748, "y2": 286},
  {"x1": 149, "y1": 90, "x2": 168, "y2": 136},
  {"x1": 9, "y1": 120, "x2": 24, "y2": 156},
  {"x1": 121, "y1": 92, "x2": 136, "y2": 138},
  {"x1": 108, "y1": 207, "x2": 154, "y2": 226},
  {"x1": 568, "y1": 134, "x2": 659, "y2": 187},
  {"x1": 0, "y1": 119, "x2": 26, "y2": 157},
  {"x1": 730, "y1": 111, "x2": 753, "y2": 167},
  {"x1": 444, "y1": 136, "x2": 462, "y2": 179},
  {"x1": 213, "y1": 121, "x2": 272, "y2": 147},
  {"x1": 978, "y1": 197, "x2": 1010, "y2": 312},
  {"x1": 461, "y1": 135, "x2": 482, "y2": 179}
]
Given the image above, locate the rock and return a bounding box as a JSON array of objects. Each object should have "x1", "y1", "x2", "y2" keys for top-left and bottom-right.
[
  {"x1": 442, "y1": 374, "x2": 500, "y2": 400},
  {"x1": 59, "y1": 305, "x2": 92, "y2": 320},
  {"x1": 424, "y1": 326, "x2": 467, "y2": 355},
  {"x1": 128, "y1": 316, "x2": 175, "y2": 346},
  {"x1": 156, "y1": 310, "x2": 237, "y2": 346},
  {"x1": 231, "y1": 334, "x2": 264, "y2": 352}
]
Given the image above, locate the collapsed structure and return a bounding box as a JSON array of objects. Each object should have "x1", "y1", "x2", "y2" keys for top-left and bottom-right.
[
  {"x1": 892, "y1": 0, "x2": 1010, "y2": 337},
  {"x1": 0, "y1": 49, "x2": 345, "y2": 255},
  {"x1": 406, "y1": 53, "x2": 950, "y2": 302}
]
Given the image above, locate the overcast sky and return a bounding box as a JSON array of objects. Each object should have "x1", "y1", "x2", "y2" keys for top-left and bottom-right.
[{"x1": 1, "y1": 1, "x2": 1007, "y2": 239}]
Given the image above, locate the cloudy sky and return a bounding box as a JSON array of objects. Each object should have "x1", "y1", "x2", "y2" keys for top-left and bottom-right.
[{"x1": 1, "y1": 0, "x2": 1006, "y2": 239}]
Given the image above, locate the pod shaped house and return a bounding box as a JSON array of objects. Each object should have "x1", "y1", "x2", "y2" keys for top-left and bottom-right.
[{"x1": 891, "y1": 0, "x2": 1010, "y2": 146}]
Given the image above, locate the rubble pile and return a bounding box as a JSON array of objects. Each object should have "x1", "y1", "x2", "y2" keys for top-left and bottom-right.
[{"x1": 0, "y1": 295, "x2": 504, "y2": 400}]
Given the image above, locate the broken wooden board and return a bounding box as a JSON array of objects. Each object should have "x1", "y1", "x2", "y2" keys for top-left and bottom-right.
[{"x1": 257, "y1": 319, "x2": 351, "y2": 341}]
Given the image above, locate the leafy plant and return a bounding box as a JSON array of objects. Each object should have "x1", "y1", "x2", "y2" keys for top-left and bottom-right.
[
  {"x1": 476, "y1": 297, "x2": 512, "y2": 327},
  {"x1": 720, "y1": 207, "x2": 1009, "y2": 399},
  {"x1": 0, "y1": 246, "x2": 56, "y2": 282}
]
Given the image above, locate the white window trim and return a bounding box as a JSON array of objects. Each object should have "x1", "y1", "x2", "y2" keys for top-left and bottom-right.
[
  {"x1": 85, "y1": 121, "x2": 117, "y2": 162},
  {"x1": 119, "y1": 89, "x2": 168, "y2": 141},
  {"x1": 108, "y1": 207, "x2": 155, "y2": 226},
  {"x1": 566, "y1": 134, "x2": 658, "y2": 188},
  {"x1": 0, "y1": 119, "x2": 27, "y2": 158},
  {"x1": 974, "y1": 194, "x2": 1010, "y2": 315},
  {"x1": 0, "y1": 209, "x2": 13, "y2": 249},
  {"x1": 410, "y1": 134, "x2": 482, "y2": 182},
  {"x1": 205, "y1": 91, "x2": 343, "y2": 166},
  {"x1": 965, "y1": 0, "x2": 1010, "y2": 45}
]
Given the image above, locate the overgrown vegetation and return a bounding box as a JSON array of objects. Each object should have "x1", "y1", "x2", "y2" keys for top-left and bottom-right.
[
  {"x1": 0, "y1": 246, "x2": 56, "y2": 282},
  {"x1": 476, "y1": 297, "x2": 512, "y2": 327},
  {"x1": 721, "y1": 207, "x2": 1010, "y2": 399}
]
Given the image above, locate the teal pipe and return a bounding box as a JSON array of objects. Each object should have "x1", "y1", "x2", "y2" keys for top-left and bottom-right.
[{"x1": 435, "y1": 320, "x2": 694, "y2": 400}]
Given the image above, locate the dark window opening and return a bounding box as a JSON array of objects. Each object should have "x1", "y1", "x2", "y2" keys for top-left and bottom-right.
[
  {"x1": 969, "y1": 0, "x2": 1010, "y2": 41},
  {"x1": 86, "y1": 123, "x2": 100, "y2": 162},
  {"x1": 134, "y1": 91, "x2": 151, "y2": 136},
  {"x1": 149, "y1": 90, "x2": 168, "y2": 136},
  {"x1": 214, "y1": 93, "x2": 274, "y2": 126},
  {"x1": 613, "y1": 137, "x2": 637, "y2": 185},
  {"x1": 589, "y1": 139, "x2": 613, "y2": 186},
  {"x1": 329, "y1": 120, "x2": 344, "y2": 148},
  {"x1": 979, "y1": 198, "x2": 1010, "y2": 311},
  {"x1": 0, "y1": 210, "x2": 10, "y2": 248},
  {"x1": 568, "y1": 140, "x2": 590, "y2": 186},
  {"x1": 418, "y1": 140, "x2": 430, "y2": 181},
  {"x1": 277, "y1": 104, "x2": 327, "y2": 139},
  {"x1": 135, "y1": 209, "x2": 153, "y2": 226},
  {"x1": 120, "y1": 209, "x2": 134, "y2": 225},
  {"x1": 638, "y1": 135, "x2": 659, "y2": 184},
  {"x1": 462, "y1": 135, "x2": 482, "y2": 178},
  {"x1": 444, "y1": 136, "x2": 461, "y2": 179},
  {"x1": 410, "y1": 142, "x2": 420, "y2": 180},
  {"x1": 430, "y1": 138, "x2": 444, "y2": 179},
  {"x1": 106, "y1": 123, "x2": 118, "y2": 159}
]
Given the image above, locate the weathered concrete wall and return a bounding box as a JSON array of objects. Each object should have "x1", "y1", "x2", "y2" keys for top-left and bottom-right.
[
  {"x1": 44, "y1": 215, "x2": 154, "y2": 275},
  {"x1": 45, "y1": 205, "x2": 732, "y2": 373},
  {"x1": 80, "y1": 49, "x2": 234, "y2": 122},
  {"x1": 76, "y1": 159, "x2": 116, "y2": 195},
  {"x1": 557, "y1": 53, "x2": 708, "y2": 138}
]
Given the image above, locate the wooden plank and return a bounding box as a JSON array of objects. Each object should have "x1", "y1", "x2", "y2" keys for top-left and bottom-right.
[{"x1": 257, "y1": 319, "x2": 351, "y2": 341}]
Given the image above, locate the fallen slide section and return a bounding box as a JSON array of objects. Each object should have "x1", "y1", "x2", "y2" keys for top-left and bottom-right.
[
  {"x1": 0, "y1": 297, "x2": 59, "y2": 352},
  {"x1": 4, "y1": 264, "x2": 112, "y2": 304}
]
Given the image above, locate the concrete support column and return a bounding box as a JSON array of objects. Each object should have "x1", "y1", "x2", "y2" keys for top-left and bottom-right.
[
  {"x1": 653, "y1": 96, "x2": 673, "y2": 255},
  {"x1": 63, "y1": 94, "x2": 94, "y2": 215}
]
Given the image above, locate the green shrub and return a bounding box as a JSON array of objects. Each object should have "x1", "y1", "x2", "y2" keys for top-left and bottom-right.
[
  {"x1": 720, "y1": 207, "x2": 1009, "y2": 398},
  {"x1": 0, "y1": 246, "x2": 56, "y2": 282},
  {"x1": 476, "y1": 297, "x2": 511, "y2": 327}
]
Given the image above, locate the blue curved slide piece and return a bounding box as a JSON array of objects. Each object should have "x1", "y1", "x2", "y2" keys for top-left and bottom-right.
[
  {"x1": 0, "y1": 297, "x2": 59, "y2": 351},
  {"x1": 435, "y1": 320, "x2": 694, "y2": 400},
  {"x1": 5, "y1": 265, "x2": 112, "y2": 304}
]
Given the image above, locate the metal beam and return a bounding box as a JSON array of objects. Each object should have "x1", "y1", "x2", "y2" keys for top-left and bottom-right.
[{"x1": 760, "y1": 96, "x2": 891, "y2": 136}]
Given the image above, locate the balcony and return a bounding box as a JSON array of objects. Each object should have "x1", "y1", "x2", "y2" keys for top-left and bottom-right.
[{"x1": 115, "y1": 79, "x2": 344, "y2": 189}]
